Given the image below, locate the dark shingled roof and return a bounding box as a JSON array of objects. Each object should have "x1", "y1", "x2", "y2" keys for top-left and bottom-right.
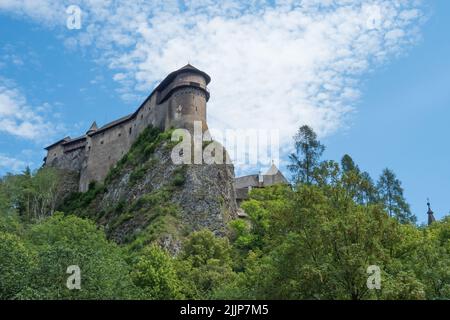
[
  {"x1": 62, "y1": 135, "x2": 87, "y2": 146},
  {"x1": 90, "y1": 64, "x2": 210, "y2": 137},
  {"x1": 91, "y1": 114, "x2": 134, "y2": 136},
  {"x1": 155, "y1": 64, "x2": 211, "y2": 93},
  {"x1": 45, "y1": 136, "x2": 71, "y2": 150},
  {"x1": 427, "y1": 201, "x2": 437, "y2": 226},
  {"x1": 45, "y1": 64, "x2": 211, "y2": 146}
]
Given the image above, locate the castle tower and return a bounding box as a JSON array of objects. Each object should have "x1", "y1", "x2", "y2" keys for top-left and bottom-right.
[
  {"x1": 44, "y1": 65, "x2": 213, "y2": 192},
  {"x1": 86, "y1": 121, "x2": 98, "y2": 135},
  {"x1": 155, "y1": 64, "x2": 211, "y2": 132},
  {"x1": 427, "y1": 199, "x2": 436, "y2": 226}
]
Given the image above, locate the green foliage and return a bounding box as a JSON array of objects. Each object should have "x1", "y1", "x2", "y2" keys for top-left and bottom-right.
[
  {"x1": 129, "y1": 166, "x2": 147, "y2": 186},
  {"x1": 177, "y1": 230, "x2": 236, "y2": 299},
  {"x1": 411, "y1": 218, "x2": 450, "y2": 299},
  {"x1": 0, "y1": 123, "x2": 447, "y2": 301},
  {"x1": 131, "y1": 244, "x2": 183, "y2": 299},
  {"x1": 59, "y1": 182, "x2": 105, "y2": 217},
  {"x1": 19, "y1": 213, "x2": 137, "y2": 299},
  {"x1": 0, "y1": 167, "x2": 66, "y2": 221},
  {"x1": 0, "y1": 211, "x2": 23, "y2": 235},
  {"x1": 104, "y1": 126, "x2": 165, "y2": 184},
  {"x1": 288, "y1": 125, "x2": 325, "y2": 185},
  {"x1": 377, "y1": 168, "x2": 416, "y2": 224},
  {"x1": 0, "y1": 232, "x2": 35, "y2": 299},
  {"x1": 339, "y1": 155, "x2": 377, "y2": 206},
  {"x1": 224, "y1": 185, "x2": 431, "y2": 300},
  {"x1": 172, "y1": 165, "x2": 187, "y2": 187}
]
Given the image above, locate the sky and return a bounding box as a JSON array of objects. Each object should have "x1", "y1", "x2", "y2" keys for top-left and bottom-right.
[{"x1": 0, "y1": 0, "x2": 448, "y2": 223}]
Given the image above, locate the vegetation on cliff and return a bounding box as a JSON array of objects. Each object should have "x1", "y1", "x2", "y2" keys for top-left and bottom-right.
[
  {"x1": 0, "y1": 125, "x2": 449, "y2": 300},
  {"x1": 57, "y1": 127, "x2": 191, "y2": 251}
]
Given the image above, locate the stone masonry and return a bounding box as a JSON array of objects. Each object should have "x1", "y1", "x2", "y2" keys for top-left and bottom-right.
[{"x1": 44, "y1": 64, "x2": 211, "y2": 192}]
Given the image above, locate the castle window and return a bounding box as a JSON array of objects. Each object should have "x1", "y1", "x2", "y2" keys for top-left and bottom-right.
[
  {"x1": 100, "y1": 141, "x2": 104, "y2": 145},
  {"x1": 141, "y1": 114, "x2": 143, "y2": 119},
  {"x1": 118, "y1": 133, "x2": 121, "y2": 137},
  {"x1": 129, "y1": 127, "x2": 132, "y2": 134}
]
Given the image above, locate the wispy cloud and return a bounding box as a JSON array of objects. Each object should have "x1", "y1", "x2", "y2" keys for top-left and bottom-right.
[
  {"x1": 0, "y1": 78, "x2": 62, "y2": 141},
  {"x1": 0, "y1": 154, "x2": 28, "y2": 172},
  {"x1": 0, "y1": 0, "x2": 426, "y2": 145}
]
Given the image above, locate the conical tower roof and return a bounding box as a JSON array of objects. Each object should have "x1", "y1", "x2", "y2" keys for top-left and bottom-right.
[
  {"x1": 87, "y1": 121, "x2": 98, "y2": 134},
  {"x1": 427, "y1": 200, "x2": 436, "y2": 226},
  {"x1": 265, "y1": 163, "x2": 281, "y2": 176}
]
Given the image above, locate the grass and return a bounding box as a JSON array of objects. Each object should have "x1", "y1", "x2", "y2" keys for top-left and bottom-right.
[
  {"x1": 60, "y1": 126, "x2": 188, "y2": 248},
  {"x1": 172, "y1": 165, "x2": 187, "y2": 187},
  {"x1": 59, "y1": 182, "x2": 105, "y2": 217}
]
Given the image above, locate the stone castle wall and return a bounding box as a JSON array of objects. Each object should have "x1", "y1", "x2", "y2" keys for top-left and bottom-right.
[{"x1": 44, "y1": 66, "x2": 210, "y2": 192}]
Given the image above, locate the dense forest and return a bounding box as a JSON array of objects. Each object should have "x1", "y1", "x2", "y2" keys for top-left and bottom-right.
[{"x1": 0, "y1": 126, "x2": 449, "y2": 300}]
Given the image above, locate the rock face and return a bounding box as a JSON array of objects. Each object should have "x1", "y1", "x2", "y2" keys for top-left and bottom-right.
[
  {"x1": 102, "y1": 143, "x2": 237, "y2": 241},
  {"x1": 61, "y1": 128, "x2": 238, "y2": 254}
]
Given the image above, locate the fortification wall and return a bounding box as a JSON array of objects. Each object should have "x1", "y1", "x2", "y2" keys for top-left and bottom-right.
[
  {"x1": 78, "y1": 94, "x2": 176, "y2": 191},
  {"x1": 47, "y1": 146, "x2": 85, "y2": 173},
  {"x1": 46, "y1": 144, "x2": 65, "y2": 166},
  {"x1": 80, "y1": 118, "x2": 134, "y2": 191},
  {"x1": 45, "y1": 65, "x2": 210, "y2": 192}
]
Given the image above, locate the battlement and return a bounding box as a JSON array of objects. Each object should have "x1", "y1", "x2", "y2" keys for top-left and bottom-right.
[{"x1": 44, "y1": 64, "x2": 211, "y2": 192}]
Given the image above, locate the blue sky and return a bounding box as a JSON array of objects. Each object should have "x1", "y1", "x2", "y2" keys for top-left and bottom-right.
[
  {"x1": 0, "y1": 1, "x2": 448, "y2": 223},
  {"x1": 324, "y1": 0, "x2": 450, "y2": 223}
]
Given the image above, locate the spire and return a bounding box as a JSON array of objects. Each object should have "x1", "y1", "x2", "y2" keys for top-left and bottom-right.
[
  {"x1": 87, "y1": 121, "x2": 98, "y2": 135},
  {"x1": 427, "y1": 199, "x2": 436, "y2": 226},
  {"x1": 265, "y1": 161, "x2": 280, "y2": 176}
]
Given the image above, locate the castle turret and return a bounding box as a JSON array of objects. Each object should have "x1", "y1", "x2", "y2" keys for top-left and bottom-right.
[
  {"x1": 44, "y1": 65, "x2": 213, "y2": 192},
  {"x1": 155, "y1": 64, "x2": 211, "y2": 132},
  {"x1": 427, "y1": 199, "x2": 436, "y2": 226},
  {"x1": 86, "y1": 121, "x2": 98, "y2": 135}
]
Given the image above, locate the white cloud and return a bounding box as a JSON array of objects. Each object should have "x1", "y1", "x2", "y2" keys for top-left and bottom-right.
[
  {"x1": 0, "y1": 79, "x2": 60, "y2": 141},
  {"x1": 0, "y1": 0, "x2": 426, "y2": 146},
  {"x1": 0, "y1": 154, "x2": 28, "y2": 172}
]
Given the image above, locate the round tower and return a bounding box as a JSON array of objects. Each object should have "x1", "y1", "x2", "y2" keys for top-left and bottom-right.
[{"x1": 156, "y1": 64, "x2": 211, "y2": 132}]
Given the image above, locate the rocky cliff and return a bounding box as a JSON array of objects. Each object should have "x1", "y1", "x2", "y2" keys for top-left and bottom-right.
[{"x1": 59, "y1": 127, "x2": 238, "y2": 254}]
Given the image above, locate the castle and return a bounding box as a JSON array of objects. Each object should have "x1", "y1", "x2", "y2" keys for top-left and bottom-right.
[
  {"x1": 44, "y1": 64, "x2": 210, "y2": 192},
  {"x1": 44, "y1": 64, "x2": 287, "y2": 194}
]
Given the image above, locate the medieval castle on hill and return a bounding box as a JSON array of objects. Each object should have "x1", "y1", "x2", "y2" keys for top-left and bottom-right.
[{"x1": 44, "y1": 64, "x2": 287, "y2": 194}]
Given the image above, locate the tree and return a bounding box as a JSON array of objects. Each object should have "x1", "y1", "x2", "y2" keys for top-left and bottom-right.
[
  {"x1": 377, "y1": 168, "x2": 416, "y2": 224},
  {"x1": 288, "y1": 125, "x2": 325, "y2": 185},
  {"x1": 412, "y1": 218, "x2": 450, "y2": 299},
  {"x1": 177, "y1": 230, "x2": 236, "y2": 299},
  {"x1": 341, "y1": 154, "x2": 359, "y2": 174},
  {"x1": 232, "y1": 185, "x2": 291, "y2": 252},
  {"x1": 228, "y1": 185, "x2": 427, "y2": 300},
  {"x1": 19, "y1": 213, "x2": 137, "y2": 299},
  {"x1": 340, "y1": 155, "x2": 377, "y2": 205},
  {"x1": 0, "y1": 232, "x2": 35, "y2": 299},
  {"x1": 131, "y1": 244, "x2": 183, "y2": 299},
  {"x1": 0, "y1": 167, "x2": 67, "y2": 221}
]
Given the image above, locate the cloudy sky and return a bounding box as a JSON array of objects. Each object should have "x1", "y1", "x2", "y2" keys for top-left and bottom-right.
[{"x1": 0, "y1": 0, "x2": 448, "y2": 223}]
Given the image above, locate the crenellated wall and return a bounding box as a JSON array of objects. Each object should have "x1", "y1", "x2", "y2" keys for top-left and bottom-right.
[{"x1": 44, "y1": 65, "x2": 211, "y2": 192}]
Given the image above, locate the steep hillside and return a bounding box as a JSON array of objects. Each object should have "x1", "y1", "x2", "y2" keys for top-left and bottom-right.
[{"x1": 60, "y1": 127, "x2": 238, "y2": 253}]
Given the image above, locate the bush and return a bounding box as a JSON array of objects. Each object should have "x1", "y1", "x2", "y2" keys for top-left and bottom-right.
[
  {"x1": 131, "y1": 244, "x2": 183, "y2": 299},
  {"x1": 20, "y1": 213, "x2": 138, "y2": 299},
  {"x1": 0, "y1": 232, "x2": 35, "y2": 299},
  {"x1": 172, "y1": 166, "x2": 187, "y2": 187}
]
